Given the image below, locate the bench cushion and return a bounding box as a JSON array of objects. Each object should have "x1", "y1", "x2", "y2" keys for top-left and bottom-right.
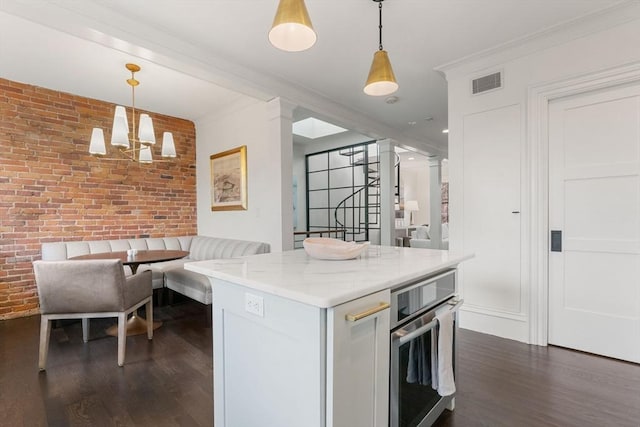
[
  {"x1": 138, "y1": 259, "x2": 190, "y2": 288},
  {"x1": 165, "y1": 268, "x2": 213, "y2": 305},
  {"x1": 189, "y1": 236, "x2": 270, "y2": 261}
]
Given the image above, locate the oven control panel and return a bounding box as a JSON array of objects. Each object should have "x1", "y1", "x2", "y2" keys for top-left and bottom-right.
[{"x1": 390, "y1": 269, "x2": 456, "y2": 329}]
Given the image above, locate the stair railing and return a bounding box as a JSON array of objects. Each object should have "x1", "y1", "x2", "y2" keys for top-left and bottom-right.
[{"x1": 334, "y1": 153, "x2": 399, "y2": 241}]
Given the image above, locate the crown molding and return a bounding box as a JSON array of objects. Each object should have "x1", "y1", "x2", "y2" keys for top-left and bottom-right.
[{"x1": 434, "y1": 0, "x2": 640, "y2": 79}]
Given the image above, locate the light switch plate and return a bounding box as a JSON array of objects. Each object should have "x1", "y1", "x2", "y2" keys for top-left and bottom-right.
[{"x1": 245, "y1": 293, "x2": 264, "y2": 317}]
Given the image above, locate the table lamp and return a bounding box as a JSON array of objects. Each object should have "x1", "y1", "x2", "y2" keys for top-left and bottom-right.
[{"x1": 405, "y1": 200, "x2": 419, "y2": 225}]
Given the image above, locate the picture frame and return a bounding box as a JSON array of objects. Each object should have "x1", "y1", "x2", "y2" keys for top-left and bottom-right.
[{"x1": 210, "y1": 145, "x2": 247, "y2": 211}]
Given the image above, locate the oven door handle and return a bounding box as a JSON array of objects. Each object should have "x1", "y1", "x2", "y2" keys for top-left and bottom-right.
[
  {"x1": 398, "y1": 319, "x2": 438, "y2": 345},
  {"x1": 397, "y1": 299, "x2": 464, "y2": 345}
]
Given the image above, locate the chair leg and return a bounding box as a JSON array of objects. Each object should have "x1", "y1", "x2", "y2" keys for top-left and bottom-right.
[
  {"x1": 39, "y1": 315, "x2": 52, "y2": 371},
  {"x1": 146, "y1": 299, "x2": 153, "y2": 340},
  {"x1": 81, "y1": 318, "x2": 90, "y2": 343},
  {"x1": 117, "y1": 312, "x2": 127, "y2": 367}
]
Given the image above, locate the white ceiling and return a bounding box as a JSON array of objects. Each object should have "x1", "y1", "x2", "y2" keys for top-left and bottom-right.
[{"x1": 0, "y1": 0, "x2": 629, "y2": 156}]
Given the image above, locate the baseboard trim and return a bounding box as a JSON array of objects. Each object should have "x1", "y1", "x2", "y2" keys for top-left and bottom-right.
[{"x1": 459, "y1": 308, "x2": 533, "y2": 344}]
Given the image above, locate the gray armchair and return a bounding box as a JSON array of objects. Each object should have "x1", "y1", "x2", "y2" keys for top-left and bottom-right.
[{"x1": 33, "y1": 259, "x2": 153, "y2": 369}]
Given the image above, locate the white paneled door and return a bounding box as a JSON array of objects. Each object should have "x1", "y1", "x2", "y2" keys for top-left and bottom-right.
[
  {"x1": 548, "y1": 83, "x2": 640, "y2": 363},
  {"x1": 463, "y1": 105, "x2": 522, "y2": 314}
]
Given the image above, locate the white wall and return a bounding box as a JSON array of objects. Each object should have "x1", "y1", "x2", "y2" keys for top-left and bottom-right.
[
  {"x1": 401, "y1": 165, "x2": 430, "y2": 226},
  {"x1": 196, "y1": 97, "x2": 293, "y2": 252},
  {"x1": 441, "y1": 160, "x2": 449, "y2": 184},
  {"x1": 442, "y1": 12, "x2": 640, "y2": 343}
]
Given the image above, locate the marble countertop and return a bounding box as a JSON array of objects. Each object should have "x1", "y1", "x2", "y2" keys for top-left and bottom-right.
[{"x1": 185, "y1": 245, "x2": 473, "y2": 308}]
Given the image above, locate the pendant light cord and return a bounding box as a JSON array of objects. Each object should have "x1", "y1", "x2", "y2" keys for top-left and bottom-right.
[{"x1": 378, "y1": 1, "x2": 383, "y2": 51}]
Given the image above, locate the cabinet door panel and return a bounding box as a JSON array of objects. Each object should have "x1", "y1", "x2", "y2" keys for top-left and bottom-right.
[
  {"x1": 327, "y1": 289, "x2": 390, "y2": 427},
  {"x1": 213, "y1": 281, "x2": 324, "y2": 427}
]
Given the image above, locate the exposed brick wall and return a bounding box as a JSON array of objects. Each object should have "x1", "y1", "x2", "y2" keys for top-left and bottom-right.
[{"x1": 0, "y1": 78, "x2": 197, "y2": 319}]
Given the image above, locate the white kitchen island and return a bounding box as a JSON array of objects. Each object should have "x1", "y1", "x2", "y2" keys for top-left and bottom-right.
[{"x1": 185, "y1": 245, "x2": 472, "y2": 427}]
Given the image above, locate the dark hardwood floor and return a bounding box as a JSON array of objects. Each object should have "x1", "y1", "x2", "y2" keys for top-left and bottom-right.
[
  {"x1": 1, "y1": 298, "x2": 213, "y2": 427},
  {"x1": 1, "y1": 298, "x2": 639, "y2": 426},
  {"x1": 435, "y1": 330, "x2": 640, "y2": 427}
]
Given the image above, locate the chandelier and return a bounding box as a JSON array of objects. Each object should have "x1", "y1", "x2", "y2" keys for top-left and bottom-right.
[{"x1": 88, "y1": 63, "x2": 176, "y2": 164}]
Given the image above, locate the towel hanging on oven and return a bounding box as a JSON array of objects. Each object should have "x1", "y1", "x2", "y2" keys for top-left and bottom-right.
[
  {"x1": 434, "y1": 308, "x2": 456, "y2": 396},
  {"x1": 406, "y1": 333, "x2": 432, "y2": 385}
]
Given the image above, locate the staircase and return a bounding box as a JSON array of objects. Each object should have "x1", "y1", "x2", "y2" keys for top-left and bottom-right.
[{"x1": 334, "y1": 148, "x2": 399, "y2": 242}]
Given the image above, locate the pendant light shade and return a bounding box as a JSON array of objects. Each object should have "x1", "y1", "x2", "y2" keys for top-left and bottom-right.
[
  {"x1": 137, "y1": 114, "x2": 156, "y2": 145},
  {"x1": 364, "y1": 50, "x2": 398, "y2": 96},
  {"x1": 89, "y1": 128, "x2": 106, "y2": 155},
  {"x1": 269, "y1": 0, "x2": 316, "y2": 52},
  {"x1": 139, "y1": 145, "x2": 153, "y2": 164},
  {"x1": 364, "y1": 0, "x2": 398, "y2": 96},
  {"x1": 161, "y1": 132, "x2": 176, "y2": 158},
  {"x1": 110, "y1": 105, "x2": 130, "y2": 148}
]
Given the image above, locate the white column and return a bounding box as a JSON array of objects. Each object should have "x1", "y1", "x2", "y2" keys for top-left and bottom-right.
[
  {"x1": 429, "y1": 157, "x2": 443, "y2": 248},
  {"x1": 378, "y1": 139, "x2": 396, "y2": 246},
  {"x1": 267, "y1": 97, "x2": 296, "y2": 251}
]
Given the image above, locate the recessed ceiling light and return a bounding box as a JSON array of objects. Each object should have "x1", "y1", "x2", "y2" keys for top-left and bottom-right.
[
  {"x1": 292, "y1": 117, "x2": 348, "y2": 139},
  {"x1": 408, "y1": 121, "x2": 416, "y2": 126},
  {"x1": 442, "y1": 129, "x2": 449, "y2": 133},
  {"x1": 408, "y1": 157, "x2": 415, "y2": 160}
]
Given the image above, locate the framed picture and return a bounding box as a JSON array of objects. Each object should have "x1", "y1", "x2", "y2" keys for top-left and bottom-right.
[{"x1": 210, "y1": 145, "x2": 247, "y2": 211}]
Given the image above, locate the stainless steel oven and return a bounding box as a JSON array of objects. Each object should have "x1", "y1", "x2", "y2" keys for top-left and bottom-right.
[{"x1": 390, "y1": 269, "x2": 462, "y2": 427}]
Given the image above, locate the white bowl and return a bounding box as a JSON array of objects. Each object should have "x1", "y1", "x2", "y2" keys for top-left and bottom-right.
[{"x1": 302, "y1": 237, "x2": 370, "y2": 260}]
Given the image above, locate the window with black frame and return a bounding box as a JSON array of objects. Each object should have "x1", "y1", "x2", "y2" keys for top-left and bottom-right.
[{"x1": 305, "y1": 142, "x2": 379, "y2": 242}]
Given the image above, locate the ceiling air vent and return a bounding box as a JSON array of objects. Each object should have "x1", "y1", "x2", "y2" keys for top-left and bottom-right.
[{"x1": 471, "y1": 71, "x2": 502, "y2": 95}]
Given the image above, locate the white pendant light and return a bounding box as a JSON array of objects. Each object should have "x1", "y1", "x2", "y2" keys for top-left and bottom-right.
[
  {"x1": 269, "y1": 0, "x2": 317, "y2": 52},
  {"x1": 364, "y1": 0, "x2": 398, "y2": 97}
]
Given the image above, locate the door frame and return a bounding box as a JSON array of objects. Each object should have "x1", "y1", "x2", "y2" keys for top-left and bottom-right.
[{"x1": 527, "y1": 61, "x2": 640, "y2": 346}]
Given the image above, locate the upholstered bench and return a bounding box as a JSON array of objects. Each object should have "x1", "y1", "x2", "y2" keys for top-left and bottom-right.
[
  {"x1": 162, "y1": 236, "x2": 270, "y2": 306},
  {"x1": 41, "y1": 235, "x2": 270, "y2": 308}
]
